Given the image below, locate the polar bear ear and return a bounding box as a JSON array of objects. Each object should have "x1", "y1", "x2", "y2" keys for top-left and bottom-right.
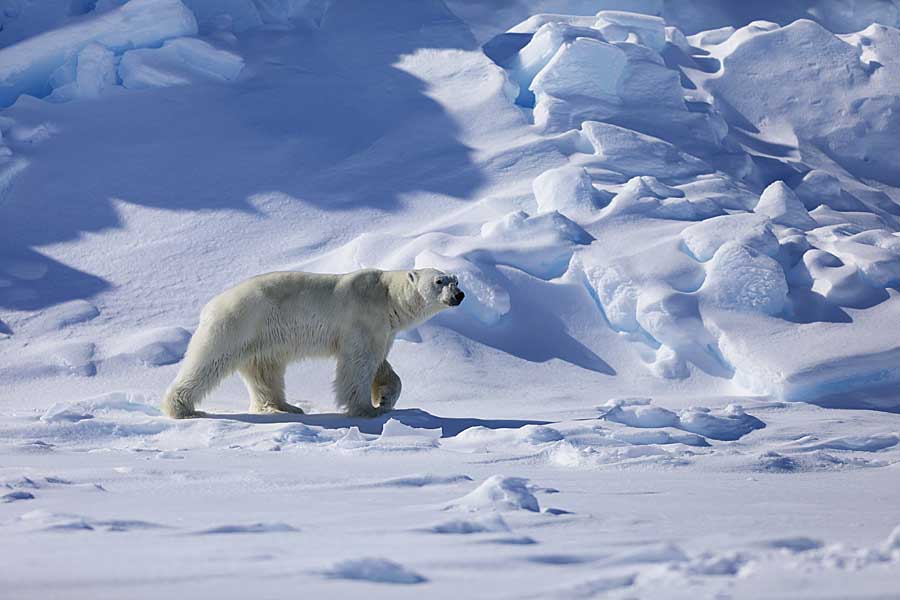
[{"x1": 407, "y1": 271, "x2": 418, "y2": 284}]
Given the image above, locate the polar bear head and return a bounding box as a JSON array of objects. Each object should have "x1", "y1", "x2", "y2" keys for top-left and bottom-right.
[{"x1": 409, "y1": 268, "x2": 465, "y2": 310}]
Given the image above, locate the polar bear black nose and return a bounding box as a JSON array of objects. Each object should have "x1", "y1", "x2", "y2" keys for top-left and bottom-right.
[{"x1": 450, "y1": 290, "x2": 465, "y2": 306}]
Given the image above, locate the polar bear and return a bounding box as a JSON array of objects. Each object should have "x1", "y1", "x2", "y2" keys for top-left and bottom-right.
[{"x1": 161, "y1": 268, "x2": 464, "y2": 419}]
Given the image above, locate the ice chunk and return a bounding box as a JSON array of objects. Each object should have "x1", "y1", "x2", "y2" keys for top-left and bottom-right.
[
  {"x1": 531, "y1": 36, "x2": 626, "y2": 102},
  {"x1": 507, "y1": 21, "x2": 606, "y2": 106},
  {"x1": 532, "y1": 165, "x2": 599, "y2": 221},
  {"x1": 754, "y1": 181, "x2": 817, "y2": 231},
  {"x1": 594, "y1": 10, "x2": 667, "y2": 51},
  {"x1": 0, "y1": 0, "x2": 198, "y2": 107},
  {"x1": 119, "y1": 38, "x2": 244, "y2": 89},
  {"x1": 578, "y1": 122, "x2": 712, "y2": 179},
  {"x1": 681, "y1": 213, "x2": 779, "y2": 262},
  {"x1": 702, "y1": 242, "x2": 788, "y2": 315},
  {"x1": 48, "y1": 43, "x2": 117, "y2": 102}
]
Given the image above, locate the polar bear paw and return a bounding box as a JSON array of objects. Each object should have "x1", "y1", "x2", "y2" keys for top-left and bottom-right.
[{"x1": 250, "y1": 402, "x2": 306, "y2": 415}]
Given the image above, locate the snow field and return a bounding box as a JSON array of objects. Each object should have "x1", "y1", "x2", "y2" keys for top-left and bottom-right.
[{"x1": 3, "y1": 1, "x2": 900, "y2": 597}]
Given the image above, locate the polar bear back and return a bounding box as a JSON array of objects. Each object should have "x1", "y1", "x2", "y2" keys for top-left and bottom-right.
[{"x1": 196, "y1": 270, "x2": 396, "y2": 362}]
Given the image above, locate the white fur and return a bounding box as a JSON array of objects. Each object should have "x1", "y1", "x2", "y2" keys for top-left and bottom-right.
[{"x1": 162, "y1": 268, "x2": 462, "y2": 418}]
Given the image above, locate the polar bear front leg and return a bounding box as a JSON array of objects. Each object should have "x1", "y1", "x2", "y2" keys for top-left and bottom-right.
[
  {"x1": 371, "y1": 359, "x2": 401, "y2": 412},
  {"x1": 239, "y1": 357, "x2": 305, "y2": 415}
]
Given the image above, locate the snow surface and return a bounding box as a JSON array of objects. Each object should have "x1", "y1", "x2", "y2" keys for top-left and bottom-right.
[{"x1": 3, "y1": 1, "x2": 900, "y2": 598}]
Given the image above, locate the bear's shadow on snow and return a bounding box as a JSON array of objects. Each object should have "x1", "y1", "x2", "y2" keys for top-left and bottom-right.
[
  {"x1": 202, "y1": 408, "x2": 551, "y2": 438},
  {"x1": 0, "y1": 0, "x2": 485, "y2": 311}
]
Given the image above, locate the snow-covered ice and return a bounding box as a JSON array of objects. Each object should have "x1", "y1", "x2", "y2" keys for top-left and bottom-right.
[{"x1": 3, "y1": 0, "x2": 900, "y2": 598}]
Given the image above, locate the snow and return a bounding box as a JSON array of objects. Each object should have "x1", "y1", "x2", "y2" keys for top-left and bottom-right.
[{"x1": 3, "y1": 0, "x2": 900, "y2": 597}]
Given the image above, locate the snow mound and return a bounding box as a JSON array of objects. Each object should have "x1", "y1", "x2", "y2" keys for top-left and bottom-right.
[
  {"x1": 602, "y1": 399, "x2": 765, "y2": 441},
  {"x1": 447, "y1": 475, "x2": 540, "y2": 512},
  {"x1": 30, "y1": 300, "x2": 99, "y2": 334},
  {"x1": 755, "y1": 181, "x2": 817, "y2": 231},
  {"x1": 682, "y1": 214, "x2": 779, "y2": 262},
  {"x1": 701, "y1": 242, "x2": 788, "y2": 316},
  {"x1": 108, "y1": 326, "x2": 192, "y2": 366},
  {"x1": 532, "y1": 164, "x2": 601, "y2": 221},
  {"x1": 323, "y1": 558, "x2": 426, "y2": 585}
]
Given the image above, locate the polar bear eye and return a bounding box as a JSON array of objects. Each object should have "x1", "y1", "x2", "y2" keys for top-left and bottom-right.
[{"x1": 435, "y1": 277, "x2": 446, "y2": 286}]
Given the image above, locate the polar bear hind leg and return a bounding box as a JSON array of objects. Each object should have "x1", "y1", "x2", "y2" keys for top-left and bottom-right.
[
  {"x1": 162, "y1": 354, "x2": 236, "y2": 418},
  {"x1": 335, "y1": 346, "x2": 384, "y2": 418},
  {"x1": 372, "y1": 359, "x2": 401, "y2": 411},
  {"x1": 239, "y1": 357, "x2": 305, "y2": 414}
]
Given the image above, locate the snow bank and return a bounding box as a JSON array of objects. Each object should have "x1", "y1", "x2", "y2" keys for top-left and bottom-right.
[
  {"x1": 706, "y1": 19, "x2": 900, "y2": 188},
  {"x1": 0, "y1": 0, "x2": 197, "y2": 107}
]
